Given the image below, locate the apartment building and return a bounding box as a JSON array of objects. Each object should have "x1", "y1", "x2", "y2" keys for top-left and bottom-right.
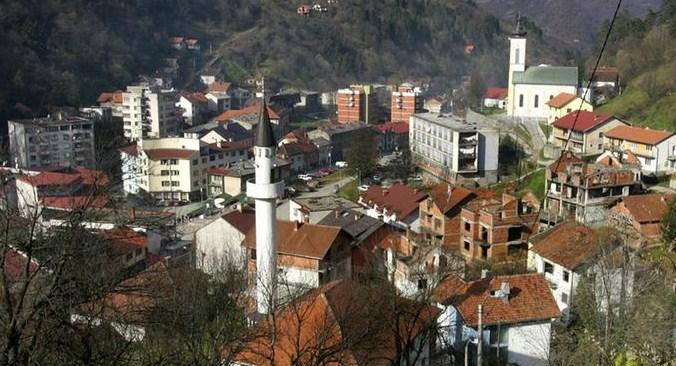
[
  {"x1": 603, "y1": 125, "x2": 676, "y2": 174},
  {"x1": 549, "y1": 111, "x2": 628, "y2": 155},
  {"x1": 8, "y1": 113, "x2": 96, "y2": 169},
  {"x1": 459, "y1": 194, "x2": 538, "y2": 262},
  {"x1": 120, "y1": 137, "x2": 249, "y2": 202},
  {"x1": 308, "y1": 122, "x2": 372, "y2": 162},
  {"x1": 96, "y1": 91, "x2": 125, "y2": 118},
  {"x1": 409, "y1": 112, "x2": 499, "y2": 184},
  {"x1": 543, "y1": 152, "x2": 642, "y2": 226},
  {"x1": 390, "y1": 84, "x2": 423, "y2": 123},
  {"x1": 336, "y1": 85, "x2": 379, "y2": 124},
  {"x1": 122, "y1": 83, "x2": 180, "y2": 141}
]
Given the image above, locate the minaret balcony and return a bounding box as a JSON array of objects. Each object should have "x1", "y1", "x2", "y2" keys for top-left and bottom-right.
[{"x1": 246, "y1": 179, "x2": 284, "y2": 200}]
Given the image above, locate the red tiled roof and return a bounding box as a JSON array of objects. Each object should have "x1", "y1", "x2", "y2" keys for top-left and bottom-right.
[
  {"x1": 208, "y1": 141, "x2": 249, "y2": 153},
  {"x1": 221, "y1": 209, "x2": 256, "y2": 235},
  {"x1": 434, "y1": 273, "x2": 560, "y2": 327},
  {"x1": 144, "y1": 149, "x2": 195, "y2": 160},
  {"x1": 613, "y1": 194, "x2": 674, "y2": 223},
  {"x1": 604, "y1": 125, "x2": 674, "y2": 146},
  {"x1": 483, "y1": 87, "x2": 508, "y2": 100},
  {"x1": 546, "y1": 92, "x2": 577, "y2": 108},
  {"x1": 214, "y1": 103, "x2": 280, "y2": 122},
  {"x1": 207, "y1": 82, "x2": 232, "y2": 93},
  {"x1": 552, "y1": 110, "x2": 614, "y2": 132},
  {"x1": 208, "y1": 167, "x2": 230, "y2": 176},
  {"x1": 97, "y1": 91, "x2": 123, "y2": 104},
  {"x1": 120, "y1": 143, "x2": 139, "y2": 157},
  {"x1": 549, "y1": 151, "x2": 584, "y2": 174},
  {"x1": 372, "y1": 121, "x2": 409, "y2": 134},
  {"x1": 360, "y1": 184, "x2": 428, "y2": 220},
  {"x1": 529, "y1": 221, "x2": 600, "y2": 269},
  {"x1": 17, "y1": 172, "x2": 81, "y2": 186},
  {"x1": 181, "y1": 92, "x2": 209, "y2": 104},
  {"x1": 101, "y1": 227, "x2": 148, "y2": 253},
  {"x1": 42, "y1": 195, "x2": 110, "y2": 210},
  {"x1": 282, "y1": 141, "x2": 317, "y2": 156},
  {"x1": 3, "y1": 248, "x2": 40, "y2": 285},
  {"x1": 427, "y1": 184, "x2": 475, "y2": 214},
  {"x1": 72, "y1": 167, "x2": 109, "y2": 186},
  {"x1": 244, "y1": 221, "x2": 346, "y2": 259}
]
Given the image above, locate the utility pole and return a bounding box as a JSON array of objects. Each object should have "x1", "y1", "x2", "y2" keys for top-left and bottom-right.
[{"x1": 477, "y1": 304, "x2": 483, "y2": 366}]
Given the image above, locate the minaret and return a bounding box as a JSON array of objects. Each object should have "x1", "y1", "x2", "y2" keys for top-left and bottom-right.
[
  {"x1": 247, "y1": 100, "x2": 284, "y2": 315},
  {"x1": 507, "y1": 14, "x2": 528, "y2": 117}
]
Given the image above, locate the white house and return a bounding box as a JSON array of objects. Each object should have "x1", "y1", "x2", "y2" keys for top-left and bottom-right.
[
  {"x1": 288, "y1": 196, "x2": 359, "y2": 224},
  {"x1": 433, "y1": 273, "x2": 560, "y2": 366},
  {"x1": 603, "y1": 125, "x2": 676, "y2": 175},
  {"x1": 195, "y1": 207, "x2": 255, "y2": 275},
  {"x1": 177, "y1": 92, "x2": 209, "y2": 125},
  {"x1": 358, "y1": 184, "x2": 428, "y2": 228},
  {"x1": 528, "y1": 221, "x2": 632, "y2": 322},
  {"x1": 506, "y1": 21, "x2": 578, "y2": 120}
]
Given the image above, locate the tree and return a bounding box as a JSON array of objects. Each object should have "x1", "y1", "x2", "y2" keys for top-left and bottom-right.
[
  {"x1": 660, "y1": 197, "x2": 676, "y2": 247},
  {"x1": 347, "y1": 129, "x2": 377, "y2": 180}
]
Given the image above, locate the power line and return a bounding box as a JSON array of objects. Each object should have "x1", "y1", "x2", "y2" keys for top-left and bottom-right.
[{"x1": 528, "y1": 0, "x2": 625, "y2": 234}]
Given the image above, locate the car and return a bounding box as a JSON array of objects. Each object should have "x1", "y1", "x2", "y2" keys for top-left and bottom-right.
[
  {"x1": 335, "y1": 161, "x2": 348, "y2": 168},
  {"x1": 372, "y1": 174, "x2": 382, "y2": 182},
  {"x1": 297, "y1": 174, "x2": 313, "y2": 181},
  {"x1": 358, "y1": 184, "x2": 370, "y2": 192},
  {"x1": 408, "y1": 175, "x2": 422, "y2": 181}
]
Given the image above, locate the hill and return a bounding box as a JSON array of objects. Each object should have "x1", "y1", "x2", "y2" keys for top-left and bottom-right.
[
  {"x1": 474, "y1": 0, "x2": 662, "y2": 51},
  {"x1": 595, "y1": 1, "x2": 676, "y2": 131}
]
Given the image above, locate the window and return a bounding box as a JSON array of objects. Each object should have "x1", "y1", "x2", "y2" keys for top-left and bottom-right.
[
  {"x1": 250, "y1": 250, "x2": 256, "y2": 260},
  {"x1": 63, "y1": 135, "x2": 70, "y2": 141},
  {"x1": 544, "y1": 261, "x2": 554, "y2": 274},
  {"x1": 171, "y1": 181, "x2": 179, "y2": 187},
  {"x1": 464, "y1": 221, "x2": 471, "y2": 231},
  {"x1": 202, "y1": 157, "x2": 207, "y2": 164},
  {"x1": 161, "y1": 181, "x2": 170, "y2": 187},
  {"x1": 209, "y1": 155, "x2": 215, "y2": 161},
  {"x1": 515, "y1": 48, "x2": 520, "y2": 64},
  {"x1": 534, "y1": 95, "x2": 539, "y2": 108},
  {"x1": 566, "y1": 108, "x2": 572, "y2": 113},
  {"x1": 563, "y1": 270, "x2": 570, "y2": 282},
  {"x1": 549, "y1": 95, "x2": 554, "y2": 100},
  {"x1": 192, "y1": 159, "x2": 198, "y2": 165},
  {"x1": 434, "y1": 218, "x2": 442, "y2": 230},
  {"x1": 417, "y1": 279, "x2": 428, "y2": 290},
  {"x1": 161, "y1": 170, "x2": 170, "y2": 176},
  {"x1": 519, "y1": 94, "x2": 524, "y2": 108},
  {"x1": 170, "y1": 159, "x2": 178, "y2": 165},
  {"x1": 464, "y1": 240, "x2": 471, "y2": 251},
  {"x1": 561, "y1": 292, "x2": 569, "y2": 304}
]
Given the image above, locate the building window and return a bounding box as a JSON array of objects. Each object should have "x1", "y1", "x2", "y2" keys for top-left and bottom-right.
[
  {"x1": 515, "y1": 48, "x2": 520, "y2": 64},
  {"x1": 563, "y1": 270, "x2": 570, "y2": 282},
  {"x1": 417, "y1": 279, "x2": 428, "y2": 290},
  {"x1": 519, "y1": 94, "x2": 524, "y2": 108},
  {"x1": 192, "y1": 159, "x2": 198, "y2": 165},
  {"x1": 250, "y1": 250, "x2": 256, "y2": 260},
  {"x1": 561, "y1": 292, "x2": 569, "y2": 304},
  {"x1": 544, "y1": 261, "x2": 554, "y2": 274},
  {"x1": 549, "y1": 95, "x2": 554, "y2": 100},
  {"x1": 171, "y1": 181, "x2": 179, "y2": 187},
  {"x1": 464, "y1": 240, "x2": 470, "y2": 251},
  {"x1": 464, "y1": 221, "x2": 471, "y2": 231},
  {"x1": 534, "y1": 95, "x2": 539, "y2": 108}
]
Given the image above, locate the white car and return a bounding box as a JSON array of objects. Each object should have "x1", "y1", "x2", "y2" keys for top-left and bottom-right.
[
  {"x1": 408, "y1": 175, "x2": 422, "y2": 181},
  {"x1": 358, "y1": 184, "x2": 370, "y2": 192},
  {"x1": 297, "y1": 174, "x2": 312, "y2": 181},
  {"x1": 335, "y1": 161, "x2": 348, "y2": 168}
]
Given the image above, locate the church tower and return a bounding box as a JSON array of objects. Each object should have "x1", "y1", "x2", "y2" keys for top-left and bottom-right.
[
  {"x1": 507, "y1": 15, "x2": 527, "y2": 117},
  {"x1": 246, "y1": 100, "x2": 284, "y2": 315}
]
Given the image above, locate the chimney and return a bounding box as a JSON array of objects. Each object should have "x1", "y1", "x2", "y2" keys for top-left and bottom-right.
[
  {"x1": 354, "y1": 213, "x2": 360, "y2": 221},
  {"x1": 481, "y1": 269, "x2": 491, "y2": 279},
  {"x1": 335, "y1": 210, "x2": 340, "y2": 218},
  {"x1": 500, "y1": 282, "x2": 511, "y2": 304},
  {"x1": 236, "y1": 203, "x2": 243, "y2": 213},
  {"x1": 130, "y1": 207, "x2": 136, "y2": 221},
  {"x1": 294, "y1": 221, "x2": 301, "y2": 231},
  {"x1": 303, "y1": 215, "x2": 310, "y2": 224}
]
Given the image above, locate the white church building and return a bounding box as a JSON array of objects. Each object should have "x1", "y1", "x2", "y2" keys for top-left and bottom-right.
[{"x1": 507, "y1": 20, "x2": 579, "y2": 120}]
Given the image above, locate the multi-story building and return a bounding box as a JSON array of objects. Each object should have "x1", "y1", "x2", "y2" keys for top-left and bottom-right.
[
  {"x1": 122, "y1": 83, "x2": 180, "y2": 141},
  {"x1": 358, "y1": 184, "x2": 428, "y2": 228},
  {"x1": 177, "y1": 92, "x2": 209, "y2": 126},
  {"x1": 308, "y1": 122, "x2": 372, "y2": 162},
  {"x1": 96, "y1": 91, "x2": 125, "y2": 118},
  {"x1": 459, "y1": 194, "x2": 538, "y2": 262},
  {"x1": 206, "y1": 157, "x2": 291, "y2": 198},
  {"x1": 550, "y1": 111, "x2": 628, "y2": 155},
  {"x1": 543, "y1": 152, "x2": 642, "y2": 226},
  {"x1": 373, "y1": 121, "x2": 409, "y2": 154},
  {"x1": 409, "y1": 112, "x2": 499, "y2": 184},
  {"x1": 390, "y1": 84, "x2": 423, "y2": 123},
  {"x1": 609, "y1": 194, "x2": 674, "y2": 248},
  {"x1": 603, "y1": 125, "x2": 676, "y2": 174},
  {"x1": 8, "y1": 113, "x2": 96, "y2": 169},
  {"x1": 119, "y1": 137, "x2": 250, "y2": 202},
  {"x1": 336, "y1": 85, "x2": 378, "y2": 124}
]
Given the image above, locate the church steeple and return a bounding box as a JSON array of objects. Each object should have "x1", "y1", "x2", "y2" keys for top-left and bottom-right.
[{"x1": 512, "y1": 12, "x2": 527, "y2": 38}]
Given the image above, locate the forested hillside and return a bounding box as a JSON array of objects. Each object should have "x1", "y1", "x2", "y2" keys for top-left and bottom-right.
[{"x1": 596, "y1": 1, "x2": 676, "y2": 130}]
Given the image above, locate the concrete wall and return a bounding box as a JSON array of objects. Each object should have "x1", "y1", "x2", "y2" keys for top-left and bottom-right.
[
  {"x1": 512, "y1": 84, "x2": 577, "y2": 120},
  {"x1": 507, "y1": 322, "x2": 552, "y2": 366},
  {"x1": 195, "y1": 217, "x2": 247, "y2": 275}
]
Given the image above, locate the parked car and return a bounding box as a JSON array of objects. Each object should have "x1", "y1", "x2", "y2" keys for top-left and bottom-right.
[
  {"x1": 297, "y1": 174, "x2": 313, "y2": 181},
  {"x1": 335, "y1": 161, "x2": 348, "y2": 168},
  {"x1": 372, "y1": 174, "x2": 382, "y2": 182},
  {"x1": 408, "y1": 174, "x2": 422, "y2": 181},
  {"x1": 358, "y1": 184, "x2": 370, "y2": 192}
]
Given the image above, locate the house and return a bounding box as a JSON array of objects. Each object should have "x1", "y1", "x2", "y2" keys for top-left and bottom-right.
[
  {"x1": 187, "y1": 122, "x2": 254, "y2": 147},
  {"x1": 528, "y1": 221, "x2": 630, "y2": 322},
  {"x1": 15, "y1": 167, "x2": 110, "y2": 218},
  {"x1": 8, "y1": 113, "x2": 97, "y2": 169},
  {"x1": 178, "y1": 92, "x2": 209, "y2": 125},
  {"x1": 215, "y1": 102, "x2": 287, "y2": 140},
  {"x1": 195, "y1": 207, "x2": 255, "y2": 274},
  {"x1": 277, "y1": 129, "x2": 319, "y2": 174},
  {"x1": 311, "y1": 137, "x2": 332, "y2": 167},
  {"x1": 590, "y1": 66, "x2": 620, "y2": 104},
  {"x1": 359, "y1": 184, "x2": 428, "y2": 228},
  {"x1": 206, "y1": 157, "x2": 291, "y2": 197},
  {"x1": 550, "y1": 111, "x2": 629, "y2": 155},
  {"x1": 506, "y1": 23, "x2": 578, "y2": 120},
  {"x1": 243, "y1": 221, "x2": 353, "y2": 288},
  {"x1": 100, "y1": 226, "x2": 152, "y2": 273},
  {"x1": 609, "y1": 194, "x2": 674, "y2": 248},
  {"x1": 482, "y1": 87, "x2": 508, "y2": 109},
  {"x1": 308, "y1": 122, "x2": 372, "y2": 162},
  {"x1": 459, "y1": 194, "x2": 538, "y2": 262},
  {"x1": 410, "y1": 113, "x2": 499, "y2": 185},
  {"x1": 97, "y1": 91, "x2": 125, "y2": 118},
  {"x1": 603, "y1": 125, "x2": 676, "y2": 175},
  {"x1": 200, "y1": 72, "x2": 218, "y2": 86},
  {"x1": 231, "y1": 280, "x2": 440, "y2": 366},
  {"x1": 434, "y1": 273, "x2": 560, "y2": 366},
  {"x1": 378, "y1": 231, "x2": 462, "y2": 298},
  {"x1": 545, "y1": 92, "x2": 593, "y2": 124},
  {"x1": 168, "y1": 36, "x2": 184, "y2": 50},
  {"x1": 372, "y1": 121, "x2": 409, "y2": 154},
  {"x1": 184, "y1": 37, "x2": 200, "y2": 51},
  {"x1": 543, "y1": 152, "x2": 642, "y2": 226},
  {"x1": 424, "y1": 97, "x2": 446, "y2": 114},
  {"x1": 289, "y1": 196, "x2": 359, "y2": 224},
  {"x1": 419, "y1": 184, "x2": 496, "y2": 251},
  {"x1": 391, "y1": 84, "x2": 424, "y2": 123},
  {"x1": 297, "y1": 4, "x2": 311, "y2": 16}
]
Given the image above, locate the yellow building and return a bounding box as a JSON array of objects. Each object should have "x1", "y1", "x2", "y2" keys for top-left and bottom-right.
[{"x1": 546, "y1": 92, "x2": 593, "y2": 124}]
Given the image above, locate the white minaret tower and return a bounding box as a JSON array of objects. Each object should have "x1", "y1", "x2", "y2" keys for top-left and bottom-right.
[
  {"x1": 246, "y1": 99, "x2": 283, "y2": 315},
  {"x1": 507, "y1": 14, "x2": 527, "y2": 117}
]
